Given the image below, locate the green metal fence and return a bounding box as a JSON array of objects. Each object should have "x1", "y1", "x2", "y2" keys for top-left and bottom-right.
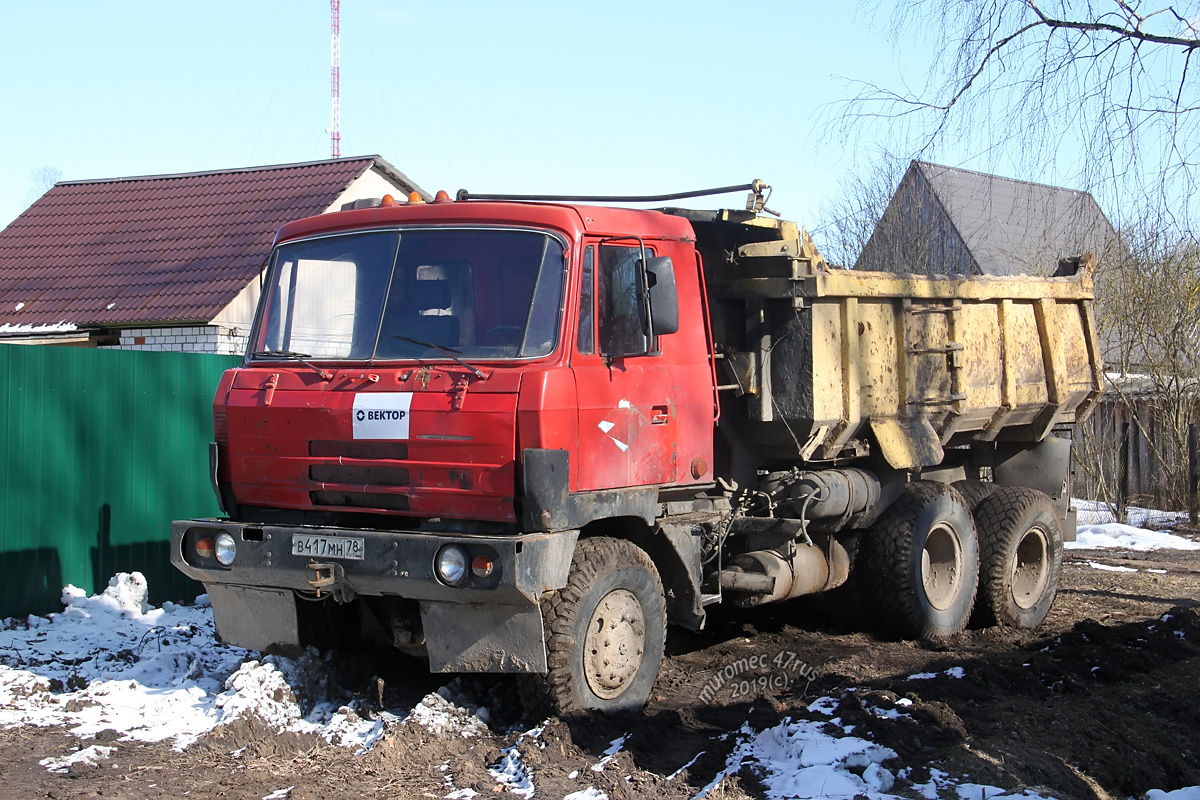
[{"x1": 0, "y1": 345, "x2": 239, "y2": 619}]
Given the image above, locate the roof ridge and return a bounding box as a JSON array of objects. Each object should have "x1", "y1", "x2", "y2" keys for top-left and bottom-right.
[
  {"x1": 914, "y1": 160, "x2": 1093, "y2": 199},
  {"x1": 56, "y1": 155, "x2": 380, "y2": 187}
]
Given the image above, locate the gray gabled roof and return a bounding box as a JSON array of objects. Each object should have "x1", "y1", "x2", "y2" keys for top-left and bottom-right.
[
  {"x1": 915, "y1": 161, "x2": 1116, "y2": 276},
  {"x1": 856, "y1": 161, "x2": 1118, "y2": 276}
]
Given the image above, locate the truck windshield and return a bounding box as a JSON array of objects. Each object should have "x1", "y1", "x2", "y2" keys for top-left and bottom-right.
[{"x1": 251, "y1": 228, "x2": 567, "y2": 361}]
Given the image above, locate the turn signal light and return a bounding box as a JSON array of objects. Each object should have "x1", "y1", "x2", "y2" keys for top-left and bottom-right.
[
  {"x1": 195, "y1": 537, "x2": 214, "y2": 559},
  {"x1": 471, "y1": 555, "x2": 494, "y2": 578}
]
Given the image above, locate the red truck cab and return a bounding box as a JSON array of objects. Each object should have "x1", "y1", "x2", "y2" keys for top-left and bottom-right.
[
  {"x1": 173, "y1": 195, "x2": 717, "y2": 710},
  {"x1": 221, "y1": 198, "x2": 715, "y2": 520}
]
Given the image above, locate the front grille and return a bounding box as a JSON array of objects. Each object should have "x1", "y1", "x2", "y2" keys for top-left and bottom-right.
[
  {"x1": 310, "y1": 440, "x2": 408, "y2": 460},
  {"x1": 214, "y1": 411, "x2": 230, "y2": 478},
  {"x1": 311, "y1": 490, "x2": 411, "y2": 511},
  {"x1": 309, "y1": 464, "x2": 410, "y2": 486}
]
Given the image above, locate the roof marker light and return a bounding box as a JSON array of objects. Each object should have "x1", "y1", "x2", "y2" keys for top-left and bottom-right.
[
  {"x1": 433, "y1": 190, "x2": 450, "y2": 203},
  {"x1": 380, "y1": 194, "x2": 398, "y2": 207},
  {"x1": 408, "y1": 191, "x2": 425, "y2": 204}
]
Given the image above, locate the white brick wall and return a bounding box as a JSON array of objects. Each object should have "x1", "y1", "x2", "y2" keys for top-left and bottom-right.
[{"x1": 114, "y1": 325, "x2": 250, "y2": 356}]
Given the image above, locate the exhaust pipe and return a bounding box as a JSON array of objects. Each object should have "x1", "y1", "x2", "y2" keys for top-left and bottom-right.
[{"x1": 719, "y1": 538, "x2": 850, "y2": 607}]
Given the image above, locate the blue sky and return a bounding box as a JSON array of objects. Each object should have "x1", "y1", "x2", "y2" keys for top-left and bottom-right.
[{"x1": 0, "y1": 1, "x2": 1062, "y2": 237}]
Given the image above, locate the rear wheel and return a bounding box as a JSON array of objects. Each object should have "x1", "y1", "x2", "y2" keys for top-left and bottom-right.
[
  {"x1": 951, "y1": 479, "x2": 997, "y2": 512},
  {"x1": 518, "y1": 537, "x2": 666, "y2": 715},
  {"x1": 971, "y1": 487, "x2": 1063, "y2": 629},
  {"x1": 862, "y1": 482, "x2": 979, "y2": 639}
]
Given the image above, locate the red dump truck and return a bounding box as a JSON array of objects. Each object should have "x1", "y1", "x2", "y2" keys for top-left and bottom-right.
[{"x1": 171, "y1": 181, "x2": 1103, "y2": 713}]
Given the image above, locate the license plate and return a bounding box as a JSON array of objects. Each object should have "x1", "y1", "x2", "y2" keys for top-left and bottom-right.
[{"x1": 291, "y1": 534, "x2": 365, "y2": 561}]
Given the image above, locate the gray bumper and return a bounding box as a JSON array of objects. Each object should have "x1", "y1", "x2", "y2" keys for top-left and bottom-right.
[{"x1": 170, "y1": 519, "x2": 578, "y2": 672}]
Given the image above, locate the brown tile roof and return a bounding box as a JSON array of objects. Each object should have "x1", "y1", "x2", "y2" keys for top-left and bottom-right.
[{"x1": 0, "y1": 156, "x2": 421, "y2": 328}]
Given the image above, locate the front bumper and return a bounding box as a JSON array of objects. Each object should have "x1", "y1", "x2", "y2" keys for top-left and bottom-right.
[{"x1": 170, "y1": 518, "x2": 578, "y2": 672}]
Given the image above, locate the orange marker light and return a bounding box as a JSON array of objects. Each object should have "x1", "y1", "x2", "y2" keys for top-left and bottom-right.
[
  {"x1": 380, "y1": 194, "x2": 398, "y2": 207},
  {"x1": 408, "y1": 191, "x2": 425, "y2": 204},
  {"x1": 471, "y1": 555, "x2": 494, "y2": 578},
  {"x1": 195, "y1": 537, "x2": 214, "y2": 559},
  {"x1": 434, "y1": 189, "x2": 450, "y2": 203}
]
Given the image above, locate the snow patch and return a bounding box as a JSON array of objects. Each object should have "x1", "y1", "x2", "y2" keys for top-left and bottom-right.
[
  {"x1": 39, "y1": 743, "x2": 115, "y2": 773},
  {"x1": 0, "y1": 321, "x2": 79, "y2": 334},
  {"x1": 699, "y1": 717, "x2": 899, "y2": 799},
  {"x1": 1087, "y1": 561, "x2": 1139, "y2": 573},
  {"x1": 564, "y1": 789, "x2": 609, "y2": 800},
  {"x1": 0, "y1": 572, "x2": 471, "y2": 753},
  {"x1": 406, "y1": 692, "x2": 489, "y2": 738},
  {"x1": 1146, "y1": 790, "x2": 1200, "y2": 800},
  {"x1": 1068, "y1": 523, "x2": 1200, "y2": 552}
]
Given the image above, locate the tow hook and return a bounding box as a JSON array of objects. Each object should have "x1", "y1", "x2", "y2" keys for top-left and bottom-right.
[{"x1": 307, "y1": 560, "x2": 356, "y2": 602}]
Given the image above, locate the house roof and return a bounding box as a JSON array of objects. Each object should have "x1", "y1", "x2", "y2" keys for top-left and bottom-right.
[
  {"x1": 857, "y1": 160, "x2": 1118, "y2": 276},
  {"x1": 0, "y1": 156, "x2": 423, "y2": 329},
  {"x1": 914, "y1": 161, "x2": 1117, "y2": 276}
]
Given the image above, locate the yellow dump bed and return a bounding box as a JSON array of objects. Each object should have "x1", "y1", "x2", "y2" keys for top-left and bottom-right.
[{"x1": 690, "y1": 212, "x2": 1104, "y2": 470}]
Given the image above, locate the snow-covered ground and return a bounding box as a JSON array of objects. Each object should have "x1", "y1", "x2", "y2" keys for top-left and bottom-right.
[
  {"x1": 0, "y1": 508, "x2": 1196, "y2": 800},
  {"x1": 1073, "y1": 498, "x2": 1191, "y2": 531},
  {"x1": 1069, "y1": 499, "x2": 1200, "y2": 555}
]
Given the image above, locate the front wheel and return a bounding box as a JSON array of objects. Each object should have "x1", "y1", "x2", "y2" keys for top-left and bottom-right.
[
  {"x1": 971, "y1": 487, "x2": 1063, "y2": 629},
  {"x1": 862, "y1": 482, "x2": 979, "y2": 639},
  {"x1": 518, "y1": 537, "x2": 666, "y2": 715}
]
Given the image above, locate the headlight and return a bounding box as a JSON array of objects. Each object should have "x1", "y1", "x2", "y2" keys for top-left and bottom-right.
[
  {"x1": 214, "y1": 532, "x2": 237, "y2": 566},
  {"x1": 435, "y1": 545, "x2": 468, "y2": 586}
]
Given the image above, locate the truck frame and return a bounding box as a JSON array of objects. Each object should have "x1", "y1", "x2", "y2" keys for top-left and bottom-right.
[{"x1": 171, "y1": 182, "x2": 1103, "y2": 713}]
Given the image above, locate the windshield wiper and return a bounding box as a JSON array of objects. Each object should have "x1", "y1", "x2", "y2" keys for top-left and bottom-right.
[
  {"x1": 392, "y1": 336, "x2": 487, "y2": 379},
  {"x1": 250, "y1": 350, "x2": 333, "y2": 381}
]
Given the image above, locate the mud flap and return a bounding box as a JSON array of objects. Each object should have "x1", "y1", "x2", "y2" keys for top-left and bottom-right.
[
  {"x1": 870, "y1": 416, "x2": 944, "y2": 470},
  {"x1": 207, "y1": 584, "x2": 301, "y2": 653},
  {"x1": 421, "y1": 601, "x2": 547, "y2": 673}
]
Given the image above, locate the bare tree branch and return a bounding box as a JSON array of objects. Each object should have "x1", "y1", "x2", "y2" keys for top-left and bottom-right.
[{"x1": 835, "y1": 0, "x2": 1200, "y2": 218}]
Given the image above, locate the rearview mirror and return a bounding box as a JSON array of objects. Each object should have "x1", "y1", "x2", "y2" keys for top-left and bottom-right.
[{"x1": 643, "y1": 256, "x2": 679, "y2": 335}]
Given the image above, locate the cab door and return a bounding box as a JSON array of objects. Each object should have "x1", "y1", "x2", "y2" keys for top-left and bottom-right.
[{"x1": 572, "y1": 240, "x2": 679, "y2": 490}]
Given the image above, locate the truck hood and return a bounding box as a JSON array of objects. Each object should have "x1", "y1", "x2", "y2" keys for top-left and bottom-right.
[{"x1": 222, "y1": 366, "x2": 521, "y2": 523}]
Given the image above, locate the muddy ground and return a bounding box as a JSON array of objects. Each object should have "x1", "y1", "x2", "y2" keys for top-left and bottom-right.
[{"x1": 3, "y1": 540, "x2": 1199, "y2": 800}]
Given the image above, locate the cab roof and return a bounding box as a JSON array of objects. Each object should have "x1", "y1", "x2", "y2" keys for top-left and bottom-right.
[{"x1": 273, "y1": 198, "x2": 698, "y2": 247}]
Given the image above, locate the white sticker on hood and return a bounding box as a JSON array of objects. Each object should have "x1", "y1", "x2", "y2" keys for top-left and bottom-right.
[{"x1": 353, "y1": 393, "x2": 413, "y2": 440}]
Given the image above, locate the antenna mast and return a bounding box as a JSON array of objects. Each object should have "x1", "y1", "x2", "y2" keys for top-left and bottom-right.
[{"x1": 329, "y1": 0, "x2": 341, "y2": 158}]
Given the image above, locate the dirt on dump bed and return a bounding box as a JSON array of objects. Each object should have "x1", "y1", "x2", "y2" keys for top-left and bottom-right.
[{"x1": 4, "y1": 541, "x2": 1199, "y2": 800}]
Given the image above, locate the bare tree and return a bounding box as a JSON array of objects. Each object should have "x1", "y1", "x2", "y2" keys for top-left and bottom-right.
[
  {"x1": 839, "y1": 1, "x2": 1200, "y2": 217},
  {"x1": 23, "y1": 166, "x2": 63, "y2": 206},
  {"x1": 813, "y1": 152, "x2": 908, "y2": 269},
  {"x1": 1078, "y1": 218, "x2": 1200, "y2": 515}
]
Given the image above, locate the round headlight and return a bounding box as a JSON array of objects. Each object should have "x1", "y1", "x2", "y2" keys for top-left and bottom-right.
[
  {"x1": 214, "y1": 532, "x2": 237, "y2": 566},
  {"x1": 435, "y1": 545, "x2": 468, "y2": 586}
]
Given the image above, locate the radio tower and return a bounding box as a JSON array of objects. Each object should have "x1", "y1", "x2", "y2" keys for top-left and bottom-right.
[{"x1": 329, "y1": 0, "x2": 341, "y2": 158}]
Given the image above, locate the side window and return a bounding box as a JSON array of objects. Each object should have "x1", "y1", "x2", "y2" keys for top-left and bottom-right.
[
  {"x1": 577, "y1": 246, "x2": 595, "y2": 354},
  {"x1": 598, "y1": 244, "x2": 650, "y2": 356}
]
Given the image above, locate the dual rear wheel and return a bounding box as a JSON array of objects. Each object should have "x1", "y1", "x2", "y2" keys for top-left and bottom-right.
[{"x1": 862, "y1": 481, "x2": 1063, "y2": 639}]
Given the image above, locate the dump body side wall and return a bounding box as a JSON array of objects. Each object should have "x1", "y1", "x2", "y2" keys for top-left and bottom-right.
[{"x1": 694, "y1": 214, "x2": 1103, "y2": 474}]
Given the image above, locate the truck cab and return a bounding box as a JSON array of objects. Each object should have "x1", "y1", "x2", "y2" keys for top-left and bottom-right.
[{"x1": 173, "y1": 195, "x2": 717, "y2": 711}]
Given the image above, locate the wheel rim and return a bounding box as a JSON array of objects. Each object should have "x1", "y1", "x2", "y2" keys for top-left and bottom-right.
[
  {"x1": 583, "y1": 588, "x2": 646, "y2": 700},
  {"x1": 921, "y1": 521, "x2": 964, "y2": 611},
  {"x1": 1011, "y1": 525, "x2": 1050, "y2": 610}
]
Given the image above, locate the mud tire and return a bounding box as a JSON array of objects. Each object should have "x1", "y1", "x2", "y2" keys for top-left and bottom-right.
[
  {"x1": 971, "y1": 487, "x2": 1063, "y2": 629},
  {"x1": 518, "y1": 537, "x2": 666, "y2": 716},
  {"x1": 862, "y1": 482, "x2": 979, "y2": 640},
  {"x1": 952, "y1": 479, "x2": 998, "y2": 512}
]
